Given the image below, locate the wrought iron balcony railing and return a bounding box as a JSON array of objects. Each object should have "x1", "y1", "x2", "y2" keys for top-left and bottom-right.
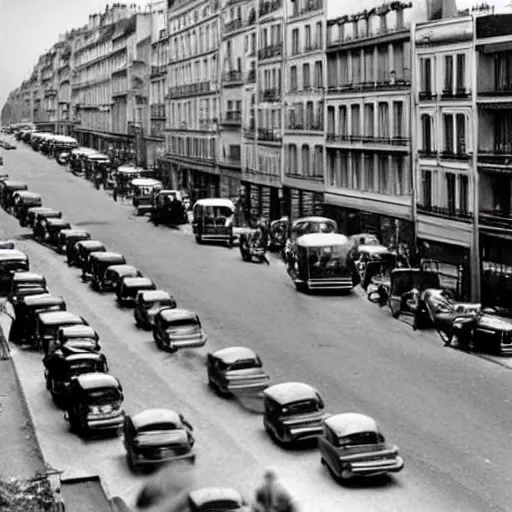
[
  {"x1": 417, "y1": 204, "x2": 473, "y2": 222},
  {"x1": 258, "y1": 44, "x2": 283, "y2": 60},
  {"x1": 222, "y1": 111, "x2": 242, "y2": 124},
  {"x1": 168, "y1": 82, "x2": 211, "y2": 98},
  {"x1": 224, "y1": 18, "x2": 243, "y2": 34},
  {"x1": 257, "y1": 128, "x2": 282, "y2": 142},
  {"x1": 223, "y1": 70, "x2": 243, "y2": 84},
  {"x1": 259, "y1": 0, "x2": 282, "y2": 18},
  {"x1": 259, "y1": 88, "x2": 281, "y2": 102},
  {"x1": 151, "y1": 65, "x2": 167, "y2": 77},
  {"x1": 150, "y1": 104, "x2": 166, "y2": 119}
]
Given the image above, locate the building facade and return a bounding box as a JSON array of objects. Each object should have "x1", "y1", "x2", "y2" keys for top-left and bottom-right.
[
  {"x1": 165, "y1": 0, "x2": 222, "y2": 200},
  {"x1": 282, "y1": 0, "x2": 325, "y2": 219}
]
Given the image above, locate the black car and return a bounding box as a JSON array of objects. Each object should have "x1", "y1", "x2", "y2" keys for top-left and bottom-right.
[
  {"x1": 151, "y1": 190, "x2": 188, "y2": 226},
  {"x1": 35, "y1": 310, "x2": 88, "y2": 354},
  {"x1": 90, "y1": 252, "x2": 127, "y2": 291},
  {"x1": 0, "y1": 249, "x2": 30, "y2": 295},
  {"x1": 12, "y1": 191, "x2": 42, "y2": 226},
  {"x1": 61, "y1": 229, "x2": 90, "y2": 259},
  {"x1": 134, "y1": 290, "x2": 176, "y2": 330},
  {"x1": 56, "y1": 325, "x2": 101, "y2": 353},
  {"x1": 7, "y1": 271, "x2": 47, "y2": 304},
  {"x1": 0, "y1": 180, "x2": 27, "y2": 211},
  {"x1": 29, "y1": 208, "x2": 62, "y2": 229},
  {"x1": 117, "y1": 277, "x2": 156, "y2": 307},
  {"x1": 71, "y1": 240, "x2": 106, "y2": 269},
  {"x1": 103, "y1": 264, "x2": 142, "y2": 293},
  {"x1": 38, "y1": 218, "x2": 72, "y2": 247}
]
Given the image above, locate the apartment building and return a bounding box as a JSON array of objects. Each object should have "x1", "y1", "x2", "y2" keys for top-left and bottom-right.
[
  {"x1": 218, "y1": 0, "x2": 254, "y2": 200},
  {"x1": 146, "y1": 6, "x2": 169, "y2": 171},
  {"x1": 282, "y1": 0, "x2": 325, "y2": 218},
  {"x1": 33, "y1": 49, "x2": 59, "y2": 131},
  {"x1": 324, "y1": 1, "x2": 424, "y2": 248},
  {"x1": 56, "y1": 36, "x2": 74, "y2": 136},
  {"x1": 413, "y1": 15, "x2": 475, "y2": 300}
]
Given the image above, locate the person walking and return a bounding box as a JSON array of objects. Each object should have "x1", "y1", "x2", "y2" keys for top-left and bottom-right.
[{"x1": 252, "y1": 469, "x2": 297, "y2": 512}]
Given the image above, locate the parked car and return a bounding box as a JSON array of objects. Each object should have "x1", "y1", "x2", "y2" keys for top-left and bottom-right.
[
  {"x1": 35, "y1": 310, "x2": 88, "y2": 354},
  {"x1": 90, "y1": 252, "x2": 127, "y2": 291},
  {"x1": 7, "y1": 271, "x2": 47, "y2": 305},
  {"x1": 0, "y1": 240, "x2": 15, "y2": 250},
  {"x1": 116, "y1": 276, "x2": 156, "y2": 307},
  {"x1": 12, "y1": 191, "x2": 42, "y2": 226},
  {"x1": 263, "y1": 382, "x2": 325, "y2": 445},
  {"x1": 131, "y1": 178, "x2": 162, "y2": 216},
  {"x1": 60, "y1": 229, "x2": 90, "y2": 258},
  {"x1": 134, "y1": 290, "x2": 176, "y2": 329},
  {"x1": 29, "y1": 207, "x2": 61, "y2": 229},
  {"x1": 207, "y1": 346, "x2": 269, "y2": 397},
  {"x1": 56, "y1": 325, "x2": 101, "y2": 353},
  {"x1": 319, "y1": 413, "x2": 404, "y2": 482},
  {"x1": 64, "y1": 373, "x2": 124, "y2": 436},
  {"x1": 71, "y1": 240, "x2": 106, "y2": 268},
  {"x1": 38, "y1": 218, "x2": 72, "y2": 247},
  {"x1": 0, "y1": 249, "x2": 30, "y2": 295},
  {"x1": 192, "y1": 198, "x2": 235, "y2": 245},
  {"x1": 350, "y1": 244, "x2": 396, "y2": 290},
  {"x1": 153, "y1": 308, "x2": 208, "y2": 352},
  {"x1": 0, "y1": 180, "x2": 28, "y2": 211},
  {"x1": 151, "y1": 189, "x2": 188, "y2": 226},
  {"x1": 103, "y1": 264, "x2": 142, "y2": 293},
  {"x1": 123, "y1": 409, "x2": 195, "y2": 471},
  {"x1": 8, "y1": 284, "x2": 47, "y2": 305},
  {"x1": 44, "y1": 349, "x2": 109, "y2": 408}
]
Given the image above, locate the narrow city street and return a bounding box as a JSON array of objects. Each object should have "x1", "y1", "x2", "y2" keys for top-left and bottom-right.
[{"x1": 2, "y1": 144, "x2": 512, "y2": 511}]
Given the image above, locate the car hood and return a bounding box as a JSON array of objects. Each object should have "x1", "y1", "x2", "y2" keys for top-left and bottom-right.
[
  {"x1": 478, "y1": 314, "x2": 512, "y2": 332},
  {"x1": 136, "y1": 429, "x2": 189, "y2": 447}
]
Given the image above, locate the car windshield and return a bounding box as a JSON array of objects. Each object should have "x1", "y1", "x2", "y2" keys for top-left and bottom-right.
[
  {"x1": 191, "y1": 499, "x2": 240, "y2": 511},
  {"x1": 86, "y1": 387, "x2": 121, "y2": 404},
  {"x1": 336, "y1": 431, "x2": 385, "y2": 447},
  {"x1": 165, "y1": 319, "x2": 198, "y2": 330},
  {"x1": 294, "y1": 221, "x2": 336, "y2": 237},
  {"x1": 143, "y1": 299, "x2": 170, "y2": 310},
  {"x1": 137, "y1": 422, "x2": 179, "y2": 435},
  {"x1": 203, "y1": 206, "x2": 233, "y2": 218},
  {"x1": 227, "y1": 359, "x2": 260, "y2": 371},
  {"x1": 281, "y1": 399, "x2": 321, "y2": 416}
]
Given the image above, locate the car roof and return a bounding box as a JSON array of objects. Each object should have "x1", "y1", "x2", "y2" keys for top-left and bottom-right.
[
  {"x1": 64, "y1": 352, "x2": 102, "y2": 363},
  {"x1": 3, "y1": 180, "x2": 27, "y2": 188},
  {"x1": 357, "y1": 244, "x2": 390, "y2": 254},
  {"x1": 159, "y1": 308, "x2": 198, "y2": 323},
  {"x1": 45, "y1": 218, "x2": 70, "y2": 226},
  {"x1": 122, "y1": 277, "x2": 153, "y2": 287},
  {"x1": 296, "y1": 233, "x2": 349, "y2": 247},
  {"x1": 0, "y1": 249, "x2": 27, "y2": 261},
  {"x1": 106, "y1": 264, "x2": 138, "y2": 274},
  {"x1": 12, "y1": 272, "x2": 44, "y2": 281},
  {"x1": 193, "y1": 198, "x2": 234, "y2": 209},
  {"x1": 58, "y1": 325, "x2": 97, "y2": 337},
  {"x1": 75, "y1": 372, "x2": 119, "y2": 390},
  {"x1": 131, "y1": 178, "x2": 162, "y2": 187},
  {"x1": 91, "y1": 252, "x2": 124, "y2": 261},
  {"x1": 35, "y1": 208, "x2": 60, "y2": 215},
  {"x1": 14, "y1": 191, "x2": 41, "y2": 199},
  {"x1": 324, "y1": 413, "x2": 379, "y2": 437},
  {"x1": 212, "y1": 346, "x2": 258, "y2": 364},
  {"x1": 264, "y1": 382, "x2": 319, "y2": 404},
  {"x1": 78, "y1": 240, "x2": 105, "y2": 249},
  {"x1": 72, "y1": 147, "x2": 96, "y2": 155},
  {"x1": 63, "y1": 229, "x2": 89, "y2": 237},
  {"x1": 23, "y1": 294, "x2": 63, "y2": 306},
  {"x1": 86, "y1": 153, "x2": 109, "y2": 160},
  {"x1": 140, "y1": 290, "x2": 171, "y2": 301},
  {"x1": 188, "y1": 487, "x2": 243, "y2": 508},
  {"x1": 131, "y1": 408, "x2": 181, "y2": 430},
  {"x1": 38, "y1": 311, "x2": 83, "y2": 325},
  {"x1": 292, "y1": 216, "x2": 335, "y2": 227},
  {"x1": 117, "y1": 165, "x2": 143, "y2": 173}
]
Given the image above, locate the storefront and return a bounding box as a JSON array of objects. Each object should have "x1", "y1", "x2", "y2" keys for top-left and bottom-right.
[
  {"x1": 35, "y1": 122, "x2": 57, "y2": 133},
  {"x1": 73, "y1": 128, "x2": 134, "y2": 156},
  {"x1": 282, "y1": 187, "x2": 324, "y2": 220},
  {"x1": 144, "y1": 137, "x2": 165, "y2": 168},
  {"x1": 241, "y1": 182, "x2": 281, "y2": 221},
  {"x1": 480, "y1": 231, "x2": 512, "y2": 308},
  {"x1": 218, "y1": 164, "x2": 242, "y2": 200}
]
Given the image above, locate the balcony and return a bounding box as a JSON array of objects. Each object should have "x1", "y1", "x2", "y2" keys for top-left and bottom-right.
[
  {"x1": 246, "y1": 70, "x2": 256, "y2": 83},
  {"x1": 44, "y1": 89, "x2": 58, "y2": 98},
  {"x1": 221, "y1": 156, "x2": 242, "y2": 168},
  {"x1": 224, "y1": 18, "x2": 243, "y2": 34},
  {"x1": 287, "y1": 86, "x2": 324, "y2": 95},
  {"x1": 479, "y1": 209, "x2": 512, "y2": 230},
  {"x1": 223, "y1": 70, "x2": 243, "y2": 85},
  {"x1": 417, "y1": 204, "x2": 473, "y2": 223},
  {"x1": 439, "y1": 150, "x2": 471, "y2": 162},
  {"x1": 326, "y1": 134, "x2": 410, "y2": 150},
  {"x1": 258, "y1": 44, "x2": 282, "y2": 60},
  {"x1": 287, "y1": 120, "x2": 323, "y2": 132},
  {"x1": 243, "y1": 126, "x2": 256, "y2": 139},
  {"x1": 478, "y1": 149, "x2": 512, "y2": 168},
  {"x1": 441, "y1": 88, "x2": 470, "y2": 100},
  {"x1": 168, "y1": 82, "x2": 211, "y2": 98},
  {"x1": 289, "y1": 0, "x2": 323, "y2": 18},
  {"x1": 327, "y1": 79, "x2": 410, "y2": 95},
  {"x1": 419, "y1": 91, "x2": 437, "y2": 101},
  {"x1": 259, "y1": 88, "x2": 281, "y2": 102},
  {"x1": 151, "y1": 65, "x2": 167, "y2": 78},
  {"x1": 257, "y1": 128, "x2": 282, "y2": 142},
  {"x1": 418, "y1": 149, "x2": 438, "y2": 158},
  {"x1": 222, "y1": 111, "x2": 242, "y2": 126},
  {"x1": 259, "y1": 0, "x2": 281, "y2": 18},
  {"x1": 150, "y1": 103, "x2": 166, "y2": 119},
  {"x1": 479, "y1": 84, "x2": 512, "y2": 98}
]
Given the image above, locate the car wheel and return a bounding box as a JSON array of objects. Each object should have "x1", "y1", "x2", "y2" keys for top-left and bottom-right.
[
  {"x1": 195, "y1": 235, "x2": 203, "y2": 244},
  {"x1": 127, "y1": 451, "x2": 138, "y2": 472},
  {"x1": 168, "y1": 343, "x2": 178, "y2": 354},
  {"x1": 153, "y1": 330, "x2": 163, "y2": 349}
]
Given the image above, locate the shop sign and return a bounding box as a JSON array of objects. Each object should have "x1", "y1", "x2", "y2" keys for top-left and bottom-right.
[{"x1": 482, "y1": 261, "x2": 512, "y2": 274}]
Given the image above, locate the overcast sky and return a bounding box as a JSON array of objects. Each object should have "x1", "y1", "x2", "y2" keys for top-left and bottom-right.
[{"x1": 0, "y1": 0, "x2": 509, "y2": 109}]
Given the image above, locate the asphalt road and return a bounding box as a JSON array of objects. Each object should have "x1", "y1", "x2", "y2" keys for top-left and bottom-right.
[{"x1": 2, "y1": 143, "x2": 512, "y2": 511}]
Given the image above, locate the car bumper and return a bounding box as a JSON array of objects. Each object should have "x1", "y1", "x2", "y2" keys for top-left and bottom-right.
[
  {"x1": 286, "y1": 425, "x2": 324, "y2": 441},
  {"x1": 165, "y1": 334, "x2": 208, "y2": 349},
  {"x1": 86, "y1": 414, "x2": 124, "y2": 430},
  {"x1": 133, "y1": 449, "x2": 195, "y2": 466},
  {"x1": 343, "y1": 457, "x2": 404, "y2": 477}
]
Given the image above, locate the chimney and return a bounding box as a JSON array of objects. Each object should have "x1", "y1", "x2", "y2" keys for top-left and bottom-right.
[{"x1": 427, "y1": 0, "x2": 458, "y2": 19}]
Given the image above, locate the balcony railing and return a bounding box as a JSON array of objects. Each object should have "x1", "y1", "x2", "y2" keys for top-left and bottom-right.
[
  {"x1": 479, "y1": 209, "x2": 512, "y2": 229},
  {"x1": 258, "y1": 128, "x2": 282, "y2": 142},
  {"x1": 478, "y1": 150, "x2": 512, "y2": 166},
  {"x1": 221, "y1": 156, "x2": 242, "y2": 167},
  {"x1": 246, "y1": 70, "x2": 256, "y2": 83},
  {"x1": 440, "y1": 150, "x2": 471, "y2": 161},
  {"x1": 223, "y1": 70, "x2": 243, "y2": 84},
  {"x1": 417, "y1": 204, "x2": 473, "y2": 222},
  {"x1": 419, "y1": 91, "x2": 437, "y2": 101},
  {"x1": 325, "y1": 134, "x2": 410, "y2": 146},
  {"x1": 479, "y1": 85, "x2": 512, "y2": 97},
  {"x1": 150, "y1": 104, "x2": 165, "y2": 119},
  {"x1": 290, "y1": 0, "x2": 323, "y2": 18},
  {"x1": 44, "y1": 89, "x2": 58, "y2": 97},
  {"x1": 441, "y1": 88, "x2": 470, "y2": 99},
  {"x1": 259, "y1": 0, "x2": 282, "y2": 18},
  {"x1": 327, "y1": 22, "x2": 410, "y2": 49},
  {"x1": 287, "y1": 86, "x2": 324, "y2": 94},
  {"x1": 243, "y1": 126, "x2": 256, "y2": 139},
  {"x1": 258, "y1": 44, "x2": 283, "y2": 60},
  {"x1": 287, "y1": 121, "x2": 323, "y2": 131},
  {"x1": 168, "y1": 82, "x2": 211, "y2": 98},
  {"x1": 418, "y1": 149, "x2": 438, "y2": 158},
  {"x1": 259, "y1": 88, "x2": 281, "y2": 102},
  {"x1": 224, "y1": 18, "x2": 243, "y2": 34},
  {"x1": 151, "y1": 65, "x2": 167, "y2": 77},
  {"x1": 327, "y1": 79, "x2": 410, "y2": 94},
  {"x1": 222, "y1": 111, "x2": 242, "y2": 125}
]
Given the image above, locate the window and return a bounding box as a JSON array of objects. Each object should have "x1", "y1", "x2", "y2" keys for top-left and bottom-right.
[
  {"x1": 459, "y1": 174, "x2": 469, "y2": 212},
  {"x1": 420, "y1": 58, "x2": 432, "y2": 93},
  {"x1": 302, "y1": 145, "x2": 310, "y2": 176},
  {"x1": 351, "y1": 104, "x2": 360, "y2": 136},
  {"x1": 455, "y1": 114, "x2": 466, "y2": 153},
  {"x1": 380, "y1": 14, "x2": 387, "y2": 33},
  {"x1": 378, "y1": 155, "x2": 389, "y2": 193},
  {"x1": 306, "y1": 101, "x2": 314, "y2": 128},
  {"x1": 393, "y1": 101, "x2": 403, "y2": 138},
  {"x1": 352, "y1": 154, "x2": 361, "y2": 189},
  {"x1": 444, "y1": 56, "x2": 453, "y2": 94},
  {"x1": 396, "y1": 9, "x2": 404, "y2": 29},
  {"x1": 339, "y1": 152, "x2": 349, "y2": 187},
  {"x1": 303, "y1": 63, "x2": 311, "y2": 88},
  {"x1": 495, "y1": 53, "x2": 512, "y2": 92},
  {"x1": 290, "y1": 66, "x2": 298, "y2": 91},
  {"x1": 365, "y1": 154, "x2": 375, "y2": 191},
  {"x1": 305, "y1": 25, "x2": 311, "y2": 49},
  {"x1": 292, "y1": 29, "x2": 299, "y2": 54},
  {"x1": 422, "y1": 170, "x2": 432, "y2": 207},
  {"x1": 446, "y1": 173, "x2": 456, "y2": 211},
  {"x1": 288, "y1": 144, "x2": 297, "y2": 175},
  {"x1": 377, "y1": 46, "x2": 388, "y2": 81},
  {"x1": 421, "y1": 114, "x2": 432, "y2": 152},
  {"x1": 444, "y1": 114, "x2": 454, "y2": 152},
  {"x1": 327, "y1": 106, "x2": 335, "y2": 133},
  {"x1": 394, "y1": 156, "x2": 407, "y2": 195},
  {"x1": 352, "y1": 51, "x2": 361, "y2": 83},
  {"x1": 314, "y1": 61, "x2": 323, "y2": 88},
  {"x1": 314, "y1": 145, "x2": 323, "y2": 177},
  {"x1": 364, "y1": 104, "x2": 374, "y2": 137},
  {"x1": 338, "y1": 106, "x2": 347, "y2": 135},
  {"x1": 315, "y1": 21, "x2": 322, "y2": 48},
  {"x1": 378, "y1": 102, "x2": 389, "y2": 138},
  {"x1": 456, "y1": 54, "x2": 466, "y2": 92}
]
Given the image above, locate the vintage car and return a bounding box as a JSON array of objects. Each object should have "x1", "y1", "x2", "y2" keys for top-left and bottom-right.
[
  {"x1": 131, "y1": 178, "x2": 162, "y2": 216},
  {"x1": 69, "y1": 147, "x2": 97, "y2": 175},
  {"x1": 103, "y1": 264, "x2": 142, "y2": 292},
  {"x1": 71, "y1": 240, "x2": 106, "y2": 268},
  {"x1": 123, "y1": 408, "x2": 195, "y2": 471},
  {"x1": 7, "y1": 271, "x2": 47, "y2": 304},
  {"x1": 9, "y1": 294, "x2": 66, "y2": 344},
  {"x1": 263, "y1": 382, "x2": 325, "y2": 445},
  {"x1": 116, "y1": 276, "x2": 156, "y2": 307},
  {"x1": 239, "y1": 228, "x2": 268, "y2": 263},
  {"x1": 269, "y1": 217, "x2": 289, "y2": 252},
  {"x1": 207, "y1": 346, "x2": 269, "y2": 397},
  {"x1": 64, "y1": 373, "x2": 125, "y2": 436},
  {"x1": 60, "y1": 229, "x2": 91, "y2": 258},
  {"x1": 352, "y1": 244, "x2": 397, "y2": 290},
  {"x1": 56, "y1": 325, "x2": 101, "y2": 353},
  {"x1": 153, "y1": 308, "x2": 208, "y2": 352},
  {"x1": 90, "y1": 252, "x2": 127, "y2": 291},
  {"x1": 186, "y1": 488, "x2": 247, "y2": 512},
  {"x1": 192, "y1": 198, "x2": 234, "y2": 245},
  {"x1": 84, "y1": 152, "x2": 110, "y2": 181},
  {"x1": 12, "y1": 191, "x2": 42, "y2": 226},
  {"x1": 151, "y1": 189, "x2": 188, "y2": 225},
  {"x1": 287, "y1": 233, "x2": 353, "y2": 292},
  {"x1": 28, "y1": 207, "x2": 62, "y2": 229},
  {"x1": 0, "y1": 249, "x2": 30, "y2": 295},
  {"x1": 44, "y1": 349, "x2": 109, "y2": 408},
  {"x1": 284, "y1": 216, "x2": 338, "y2": 264},
  {"x1": 134, "y1": 290, "x2": 176, "y2": 329},
  {"x1": 0, "y1": 180, "x2": 28, "y2": 211},
  {"x1": 319, "y1": 413, "x2": 404, "y2": 481},
  {"x1": 35, "y1": 310, "x2": 88, "y2": 355},
  {"x1": 38, "y1": 218, "x2": 72, "y2": 247}
]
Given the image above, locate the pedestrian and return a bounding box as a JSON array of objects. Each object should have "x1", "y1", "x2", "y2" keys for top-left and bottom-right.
[
  {"x1": 113, "y1": 185, "x2": 118, "y2": 202},
  {"x1": 252, "y1": 469, "x2": 297, "y2": 512}
]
